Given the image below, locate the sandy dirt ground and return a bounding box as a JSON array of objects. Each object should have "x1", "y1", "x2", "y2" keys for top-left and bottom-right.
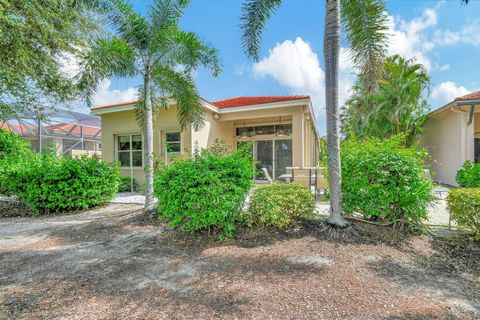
[{"x1": 0, "y1": 203, "x2": 479, "y2": 319}]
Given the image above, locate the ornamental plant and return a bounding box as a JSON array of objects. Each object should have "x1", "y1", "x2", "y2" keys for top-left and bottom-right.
[
  {"x1": 456, "y1": 161, "x2": 480, "y2": 188},
  {"x1": 341, "y1": 135, "x2": 434, "y2": 227},
  {"x1": 447, "y1": 188, "x2": 480, "y2": 239},
  {"x1": 247, "y1": 183, "x2": 314, "y2": 229},
  {"x1": 4, "y1": 154, "x2": 120, "y2": 214},
  {"x1": 154, "y1": 143, "x2": 253, "y2": 238}
]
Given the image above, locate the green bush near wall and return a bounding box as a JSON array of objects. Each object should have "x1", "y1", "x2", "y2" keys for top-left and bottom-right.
[
  {"x1": 247, "y1": 183, "x2": 314, "y2": 228},
  {"x1": 341, "y1": 135, "x2": 434, "y2": 226},
  {"x1": 447, "y1": 188, "x2": 480, "y2": 239},
  {"x1": 456, "y1": 161, "x2": 480, "y2": 188},
  {"x1": 118, "y1": 176, "x2": 139, "y2": 192},
  {"x1": 154, "y1": 143, "x2": 253, "y2": 238},
  {"x1": 4, "y1": 155, "x2": 120, "y2": 214}
]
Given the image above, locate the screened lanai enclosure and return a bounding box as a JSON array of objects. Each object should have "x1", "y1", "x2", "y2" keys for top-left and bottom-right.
[{"x1": 1, "y1": 109, "x2": 101, "y2": 157}]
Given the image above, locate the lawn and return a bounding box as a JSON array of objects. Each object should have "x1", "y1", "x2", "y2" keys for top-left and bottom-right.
[{"x1": 0, "y1": 203, "x2": 478, "y2": 319}]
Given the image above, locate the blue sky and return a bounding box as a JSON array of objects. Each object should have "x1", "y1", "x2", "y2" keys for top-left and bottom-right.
[{"x1": 87, "y1": 0, "x2": 480, "y2": 133}]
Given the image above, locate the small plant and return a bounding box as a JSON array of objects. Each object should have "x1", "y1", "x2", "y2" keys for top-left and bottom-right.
[
  {"x1": 447, "y1": 188, "x2": 480, "y2": 239},
  {"x1": 247, "y1": 183, "x2": 314, "y2": 229},
  {"x1": 154, "y1": 142, "x2": 253, "y2": 238},
  {"x1": 341, "y1": 135, "x2": 434, "y2": 227},
  {"x1": 4, "y1": 154, "x2": 120, "y2": 214},
  {"x1": 456, "y1": 161, "x2": 480, "y2": 188},
  {"x1": 118, "y1": 176, "x2": 138, "y2": 192}
]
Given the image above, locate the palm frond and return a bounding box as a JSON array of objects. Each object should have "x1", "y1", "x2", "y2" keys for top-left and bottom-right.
[
  {"x1": 151, "y1": 65, "x2": 204, "y2": 130},
  {"x1": 240, "y1": 0, "x2": 282, "y2": 60},
  {"x1": 76, "y1": 36, "x2": 136, "y2": 105},
  {"x1": 341, "y1": 0, "x2": 390, "y2": 92},
  {"x1": 169, "y1": 30, "x2": 222, "y2": 76},
  {"x1": 148, "y1": 0, "x2": 190, "y2": 35},
  {"x1": 108, "y1": 0, "x2": 150, "y2": 50}
]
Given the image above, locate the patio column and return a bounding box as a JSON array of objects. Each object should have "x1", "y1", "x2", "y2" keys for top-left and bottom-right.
[{"x1": 292, "y1": 110, "x2": 304, "y2": 168}]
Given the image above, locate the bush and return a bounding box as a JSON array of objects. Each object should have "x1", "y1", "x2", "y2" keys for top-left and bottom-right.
[
  {"x1": 341, "y1": 135, "x2": 434, "y2": 226},
  {"x1": 4, "y1": 155, "x2": 120, "y2": 214},
  {"x1": 0, "y1": 129, "x2": 35, "y2": 194},
  {"x1": 0, "y1": 129, "x2": 31, "y2": 160},
  {"x1": 154, "y1": 143, "x2": 253, "y2": 238},
  {"x1": 118, "y1": 176, "x2": 138, "y2": 192},
  {"x1": 247, "y1": 183, "x2": 314, "y2": 228},
  {"x1": 447, "y1": 188, "x2": 480, "y2": 238},
  {"x1": 456, "y1": 161, "x2": 480, "y2": 188}
]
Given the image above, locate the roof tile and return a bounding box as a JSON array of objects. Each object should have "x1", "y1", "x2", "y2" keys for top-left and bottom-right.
[
  {"x1": 454, "y1": 90, "x2": 480, "y2": 102},
  {"x1": 211, "y1": 95, "x2": 310, "y2": 108}
]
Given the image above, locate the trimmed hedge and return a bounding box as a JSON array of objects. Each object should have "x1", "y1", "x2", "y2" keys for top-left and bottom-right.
[
  {"x1": 341, "y1": 136, "x2": 434, "y2": 226},
  {"x1": 456, "y1": 161, "x2": 480, "y2": 188},
  {"x1": 154, "y1": 144, "x2": 253, "y2": 238},
  {"x1": 4, "y1": 155, "x2": 120, "y2": 214},
  {"x1": 247, "y1": 183, "x2": 314, "y2": 228},
  {"x1": 447, "y1": 188, "x2": 480, "y2": 238}
]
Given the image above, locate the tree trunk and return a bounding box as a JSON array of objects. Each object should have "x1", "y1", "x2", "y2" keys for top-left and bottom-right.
[
  {"x1": 324, "y1": 0, "x2": 347, "y2": 227},
  {"x1": 143, "y1": 64, "x2": 155, "y2": 214}
]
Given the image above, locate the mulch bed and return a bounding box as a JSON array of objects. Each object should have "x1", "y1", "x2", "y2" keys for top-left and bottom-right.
[{"x1": 1, "y1": 206, "x2": 479, "y2": 319}]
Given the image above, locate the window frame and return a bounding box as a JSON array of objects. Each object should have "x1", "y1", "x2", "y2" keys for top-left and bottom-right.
[
  {"x1": 165, "y1": 131, "x2": 182, "y2": 155},
  {"x1": 116, "y1": 133, "x2": 143, "y2": 169}
]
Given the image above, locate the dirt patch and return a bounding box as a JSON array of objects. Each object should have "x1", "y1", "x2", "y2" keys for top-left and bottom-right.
[{"x1": 0, "y1": 205, "x2": 478, "y2": 319}]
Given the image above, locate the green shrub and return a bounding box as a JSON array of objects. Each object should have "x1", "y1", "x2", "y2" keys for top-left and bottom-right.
[
  {"x1": 341, "y1": 135, "x2": 434, "y2": 226},
  {"x1": 247, "y1": 183, "x2": 314, "y2": 228},
  {"x1": 4, "y1": 155, "x2": 120, "y2": 214},
  {"x1": 456, "y1": 161, "x2": 480, "y2": 188},
  {"x1": 0, "y1": 129, "x2": 31, "y2": 160},
  {"x1": 118, "y1": 176, "x2": 138, "y2": 192},
  {"x1": 0, "y1": 129, "x2": 35, "y2": 194},
  {"x1": 447, "y1": 188, "x2": 480, "y2": 239},
  {"x1": 154, "y1": 144, "x2": 253, "y2": 238}
]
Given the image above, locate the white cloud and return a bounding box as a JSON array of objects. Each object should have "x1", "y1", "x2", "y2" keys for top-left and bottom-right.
[
  {"x1": 92, "y1": 79, "x2": 138, "y2": 107},
  {"x1": 438, "y1": 64, "x2": 450, "y2": 72},
  {"x1": 434, "y1": 20, "x2": 480, "y2": 46},
  {"x1": 386, "y1": 8, "x2": 438, "y2": 71},
  {"x1": 252, "y1": 37, "x2": 354, "y2": 129},
  {"x1": 431, "y1": 81, "x2": 469, "y2": 104},
  {"x1": 253, "y1": 38, "x2": 324, "y2": 92}
]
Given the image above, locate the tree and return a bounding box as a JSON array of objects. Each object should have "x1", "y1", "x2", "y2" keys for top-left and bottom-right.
[
  {"x1": 342, "y1": 55, "x2": 430, "y2": 145},
  {"x1": 241, "y1": 0, "x2": 389, "y2": 227},
  {"x1": 76, "y1": 0, "x2": 221, "y2": 213},
  {"x1": 0, "y1": 0, "x2": 103, "y2": 120}
]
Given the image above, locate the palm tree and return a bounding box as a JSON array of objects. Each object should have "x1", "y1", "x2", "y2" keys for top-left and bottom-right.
[
  {"x1": 241, "y1": 0, "x2": 389, "y2": 227},
  {"x1": 77, "y1": 0, "x2": 221, "y2": 213}
]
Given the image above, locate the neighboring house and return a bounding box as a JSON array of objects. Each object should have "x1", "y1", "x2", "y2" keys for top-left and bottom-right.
[
  {"x1": 91, "y1": 95, "x2": 320, "y2": 185},
  {"x1": 420, "y1": 90, "x2": 480, "y2": 186},
  {"x1": 1, "y1": 109, "x2": 102, "y2": 157}
]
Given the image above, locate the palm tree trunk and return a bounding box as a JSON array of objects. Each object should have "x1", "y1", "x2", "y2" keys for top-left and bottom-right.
[
  {"x1": 324, "y1": 0, "x2": 347, "y2": 227},
  {"x1": 143, "y1": 64, "x2": 155, "y2": 213}
]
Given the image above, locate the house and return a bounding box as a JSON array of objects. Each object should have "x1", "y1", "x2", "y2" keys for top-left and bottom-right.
[
  {"x1": 420, "y1": 90, "x2": 480, "y2": 186},
  {"x1": 91, "y1": 95, "x2": 320, "y2": 185},
  {"x1": 1, "y1": 109, "x2": 101, "y2": 156}
]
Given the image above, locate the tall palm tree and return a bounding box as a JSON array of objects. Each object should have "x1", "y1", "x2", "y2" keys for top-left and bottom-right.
[
  {"x1": 77, "y1": 0, "x2": 221, "y2": 213},
  {"x1": 241, "y1": 0, "x2": 389, "y2": 227}
]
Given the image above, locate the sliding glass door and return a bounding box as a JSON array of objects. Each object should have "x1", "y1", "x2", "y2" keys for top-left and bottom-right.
[{"x1": 238, "y1": 139, "x2": 292, "y2": 181}]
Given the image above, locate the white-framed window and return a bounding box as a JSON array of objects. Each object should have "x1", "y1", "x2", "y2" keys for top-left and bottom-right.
[
  {"x1": 165, "y1": 131, "x2": 181, "y2": 155},
  {"x1": 117, "y1": 134, "x2": 143, "y2": 167}
]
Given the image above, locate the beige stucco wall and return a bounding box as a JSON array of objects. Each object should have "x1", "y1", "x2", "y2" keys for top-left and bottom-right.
[
  {"x1": 420, "y1": 108, "x2": 474, "y2": 186},
  {"x1": 98, "y1": 103, "x2": 318, "y2": 185}
]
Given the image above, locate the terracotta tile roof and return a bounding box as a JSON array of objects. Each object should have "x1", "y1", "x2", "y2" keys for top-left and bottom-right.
[
  {"x1": 91, "y1": 95, "x2": 311, "y2": 111},
  {"x1": 454, "y1": 90, "x2": 480, "y2": 102},
  {"x1": 211, "y1": 95, "x2": 310, "y2": 108}
]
